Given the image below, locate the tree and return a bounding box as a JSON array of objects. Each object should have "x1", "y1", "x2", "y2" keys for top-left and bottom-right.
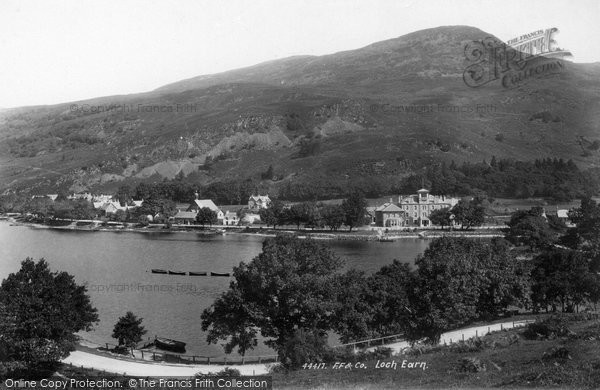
[
  {"x1": 196, "y1": 207, "x2": 218, "y2": 227},
  {"x1": 112, "y1": 312, "x2": 147, "y2": 348},
  {"x1": 286, "y1": 203, "x2": 311, "y2": 230},
  {"x1": 531, "y1": 248, "x2": 600, "y2": 313},
  {"x1": 321, "y1": 205, "x2": 345, "y2": 231},
  {"x1": 258, "y1": 200, "x2": 286, "y2": 229},
  {"x1": 564, "y1": 197, "x2": 600, "y2": 271},
  {"x1": 0, "y1": 258, "x2": 98, "y2": 374},
  {"x1": 201, "y1": 236, "x2": 343, "y2": 360},
  {"x1": 428, "y1": 207, "x2": 452, "y2": 229},
  {"x1": 506, "y1": 207, "x2": 555, "y2": 250},
  {"x1": 115, "y1": 185, "x2": 135, "y2": 205},
  {"x1": 406, "y1": 237, "x2": 530, "y2": 343},
  {"x1": 137, "y1": 197, "x2": 176, "y2": 218},
  {"x1": 451, "y1": 198, "x2": 485, "y2": 229},
  {"x1": 341, "y1": 192, "x2": 367, "y2": 232}
]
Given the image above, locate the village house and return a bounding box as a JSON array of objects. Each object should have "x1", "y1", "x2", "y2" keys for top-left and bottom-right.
[
  {"x1": 187, "y1": 196, "x2": 224, "y2": 223},
  {"x1": 398, "y1": 189, "x2": 459, "y2": 227},
  {"x1": 373, "y1": 189, "x2": 460, "y2": 228},
  {"x1": 375, "y1": 202, "x2": 406, "y2": 228},
  {"x1": 173, "y1": 210, "x2": 198, "y2": 225},
  {"x1": 222, "y1": 211, "x2": 239, "y2": 226},
  {"x1": 248, "y1": 195, "x2": 271, "y2": 211},
  {"x1": 68, "y1": 192, "x2": 94, "y2": 202}
]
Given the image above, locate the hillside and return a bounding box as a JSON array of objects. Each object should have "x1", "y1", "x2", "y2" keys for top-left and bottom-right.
[{"x1": 1, "y1": 25, "x2": 599, "y2": 195}]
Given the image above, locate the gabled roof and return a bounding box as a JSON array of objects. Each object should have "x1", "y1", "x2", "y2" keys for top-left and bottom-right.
[
  {"x1": 192, "y1": 199, "x2": 220, "y2": 212},
  {"x1": 174, "y1": 211, "x2": 198, "y2": 219},
  {"x1": 249, "y1": 195, "x2": 270, "y2": 202},
  {"x1": 375, "y1": 203, "x2": 403, "y2": 212}
]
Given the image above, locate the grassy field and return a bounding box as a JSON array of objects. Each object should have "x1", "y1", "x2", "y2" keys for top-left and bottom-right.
[{"x1": 271, "y1": 315, "x2": 600, "y2": 389}]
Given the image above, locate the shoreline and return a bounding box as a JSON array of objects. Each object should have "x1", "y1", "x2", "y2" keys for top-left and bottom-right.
[{"x1": 5, "y1": 219, "x2": 505, "y2": 241}]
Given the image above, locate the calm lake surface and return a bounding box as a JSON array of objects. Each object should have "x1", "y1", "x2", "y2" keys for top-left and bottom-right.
[{"x1": 0, "y1": 222, "x2": 429, "y2": 357}]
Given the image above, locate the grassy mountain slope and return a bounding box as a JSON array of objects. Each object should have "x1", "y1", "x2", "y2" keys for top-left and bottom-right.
[{"x1": 1, "y1": 26, "x2": 599, "y2": 195}]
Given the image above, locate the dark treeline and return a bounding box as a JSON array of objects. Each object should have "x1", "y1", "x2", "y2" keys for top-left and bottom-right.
[{"x1": 278, "y1": 158, "x2": 598, "y2": 202}]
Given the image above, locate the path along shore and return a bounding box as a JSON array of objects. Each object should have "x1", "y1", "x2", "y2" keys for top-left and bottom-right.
[{"x1": 62, "y1": 320, "x2": 532, "y2": 376}]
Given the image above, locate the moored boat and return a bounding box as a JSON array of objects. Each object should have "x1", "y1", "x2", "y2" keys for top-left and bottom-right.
[
  {"x1": 210, "y1": 272, "x2": 230, "y2": 277},
  {"x1": 154, "y1": 337, "x2": 186, "y2": 352},
  {"x1": 151, "y1": 269, "x2": 168, "y2": 274},
  {"x1": 189, "y1": 271, "x2": 207, "y2": 276},
  {"x1": 168, "y1": 270, "x2": 186, "y2": 275}
]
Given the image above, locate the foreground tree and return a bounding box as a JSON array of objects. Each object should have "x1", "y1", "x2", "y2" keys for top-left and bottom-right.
[
  {"x1": 406, "y1": 237, "x2": 530, "y2": 343},
  {"x1": 201, "y1": 235, "x2": 343, "y2": 360},
  {"x1": 112, "y1": 312, "x2": 147, "y2": 348},
  {"x1": 531, "y1": 248, "x2": 600, "y2": 313},
  {"x1": 0, "y1": 258, "x2": 98, "y2": 375}
]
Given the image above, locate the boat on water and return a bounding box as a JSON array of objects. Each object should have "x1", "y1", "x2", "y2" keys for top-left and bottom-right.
[
  {"x1": 154, "y1": 337, "x2": 186, "y2": 353},
  {"x1": 151, "y1": 269, "x2": 168, "y2": 274},
  {"x1": 418, "y1": 232, "x2": 426, "y2": 239},
  {"x1": 210, "y1": 272, "x2": 231, "y2": 277},
  {"x1": 378, "y1": 237, "x2": 396, "y2": 242},
  {"x1": 168, "y1": 270, "x2": 186, "y2": 275},
  {"x1": 188, "y1": 271, "x2": 207, "y2": 276}
]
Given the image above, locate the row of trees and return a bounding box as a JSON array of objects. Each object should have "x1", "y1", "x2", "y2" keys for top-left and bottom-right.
[
  {"x1": 258, "y1": 192, "x2": 368, "y2": 231},
  {"x1": 200, "y1": 235, "x2": 532, "y2": 367},
  {"x1": 428, "y1": 198, "x2": 486, "y2": 229}
]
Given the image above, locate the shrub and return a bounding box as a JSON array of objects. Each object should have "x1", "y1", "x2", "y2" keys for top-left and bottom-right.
[
  {"x1": 542, "y1": 346, "x2": 571, "y2": 361},
  {"x1": 456, "y1": 357, "x2": 486, "y2": 372},
  {"x1": 523, "y1": 316, "x2": 571, "y2": 340}
]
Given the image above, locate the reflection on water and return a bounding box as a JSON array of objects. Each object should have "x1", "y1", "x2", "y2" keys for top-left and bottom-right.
[{"x1": 0, "y1": 223, "x2": 428, "y2": 356}]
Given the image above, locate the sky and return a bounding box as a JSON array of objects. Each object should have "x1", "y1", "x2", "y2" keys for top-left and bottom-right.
[{"x1": 0, "y1": 0, "x2": 598, "y2": 108}]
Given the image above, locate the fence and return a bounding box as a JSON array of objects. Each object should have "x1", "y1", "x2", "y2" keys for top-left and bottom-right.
[
  {"x1": 332, "y1": 333, "x2": 405, "y2": 350},
  {"x1": 331, "y1": 319, "x2": 539, "y2": 352},
  {"x1": 91, "y1": 339, "x2": 278, "y2": 366}
]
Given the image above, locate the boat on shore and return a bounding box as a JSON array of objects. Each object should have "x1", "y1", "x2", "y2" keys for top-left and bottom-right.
[
  {"x1": 151, "y1": 269, "x2": 168, "y2": 274},
  {"x1": 210, "y1": 272, "x2": 231, "y2": 277},
  {"x1": 154, "y1": 337, "x2": 186, "y2": 353},
  {"x1": 189, "y1": 271, "x2": 207, "y2": 276},
  {"x1": 168, "y1": 270, "x2": 186, "y2": 275}
]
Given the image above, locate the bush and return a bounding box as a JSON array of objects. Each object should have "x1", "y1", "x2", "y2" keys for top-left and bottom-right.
[
  {"x1": 523, "y1": 316, "x2": 571, "y2": 340},
  {"x1": 456, "y1": 357, "x2": 486, "y2": 372},
  {"x1": 449, "y1": 338, "x2": 495, "y2": 353},
  {"x1": 542, "y1": 346, "x2": 571, "y2": 361}
]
